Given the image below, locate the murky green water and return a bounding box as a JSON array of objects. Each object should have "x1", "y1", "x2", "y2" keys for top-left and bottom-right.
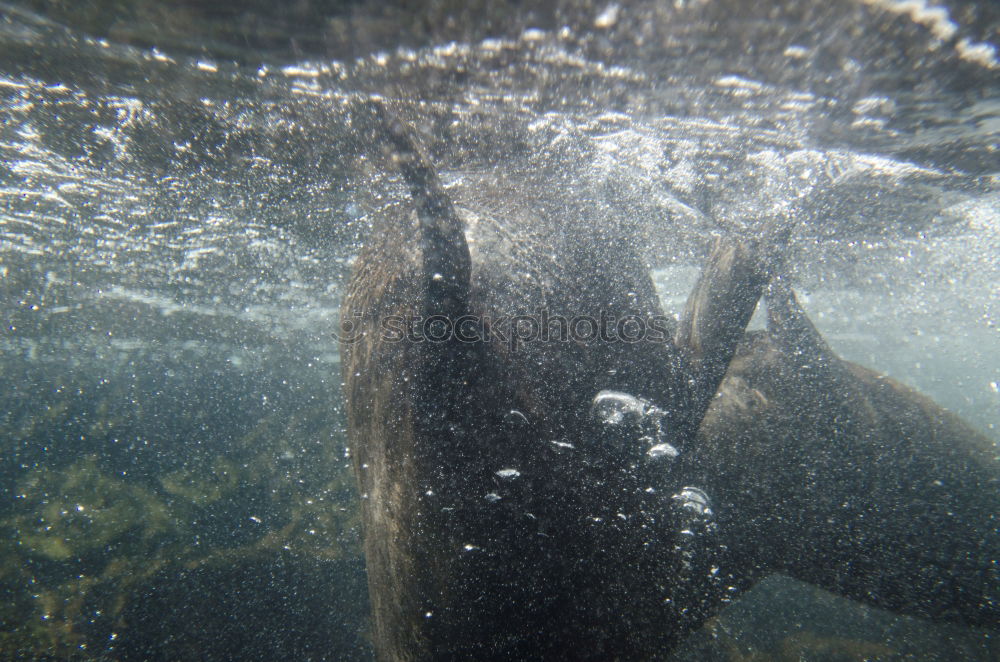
[{"x1": 1, "y1": 1, "x2": 997, "y2": 659}]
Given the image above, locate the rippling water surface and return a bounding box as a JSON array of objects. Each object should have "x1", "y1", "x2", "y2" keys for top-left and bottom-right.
[{"x1": 0, "y1": 0, "x2": 997, "y2": 659}]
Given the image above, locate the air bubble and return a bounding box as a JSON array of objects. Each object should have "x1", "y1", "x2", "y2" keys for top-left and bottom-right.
[
  {"x1": 589, "y1": 390, "x2": 677, "y2": 462},
  {"x1": 647, "y1": 443, "x2": 679, "y2": 460},
  {"x1": 591, "y1": 390, "x2": 647, "y2": 425},
  {"x1": 671, "y1": 486, "x2": 713, "y2": 518},
  {"x1": 504, "y1": 410, "x2": 530, "y2": 426},
  {"x1": 548, "y1": 439, "x2": 575, "y2": 451}
]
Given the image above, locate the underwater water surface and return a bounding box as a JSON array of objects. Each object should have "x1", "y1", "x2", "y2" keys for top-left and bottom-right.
[{"x1": 0, "y1": 0, "x2": 997, "y2": 659}]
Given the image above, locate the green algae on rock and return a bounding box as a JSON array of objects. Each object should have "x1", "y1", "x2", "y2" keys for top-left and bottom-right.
[{"x1": 12, "y1": 456, "x2": 170, "y2": 563}]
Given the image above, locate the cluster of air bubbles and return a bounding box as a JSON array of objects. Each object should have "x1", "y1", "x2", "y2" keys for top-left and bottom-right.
[
  {"x1": 482, "y1": 467, "x2": 522, "y2": 506},
  {"x1": 665, "y1": 485, "x2": 734, "y2": 611},
  {"x1": 671, "y1": 486, "x2": 713, "y2": 520},
  {"x1": 590, "y1": 390, "x2": 678, "y2": 462},
  {"x1": 670, "y1": 486, "x2": 717, "y2": 572}
]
